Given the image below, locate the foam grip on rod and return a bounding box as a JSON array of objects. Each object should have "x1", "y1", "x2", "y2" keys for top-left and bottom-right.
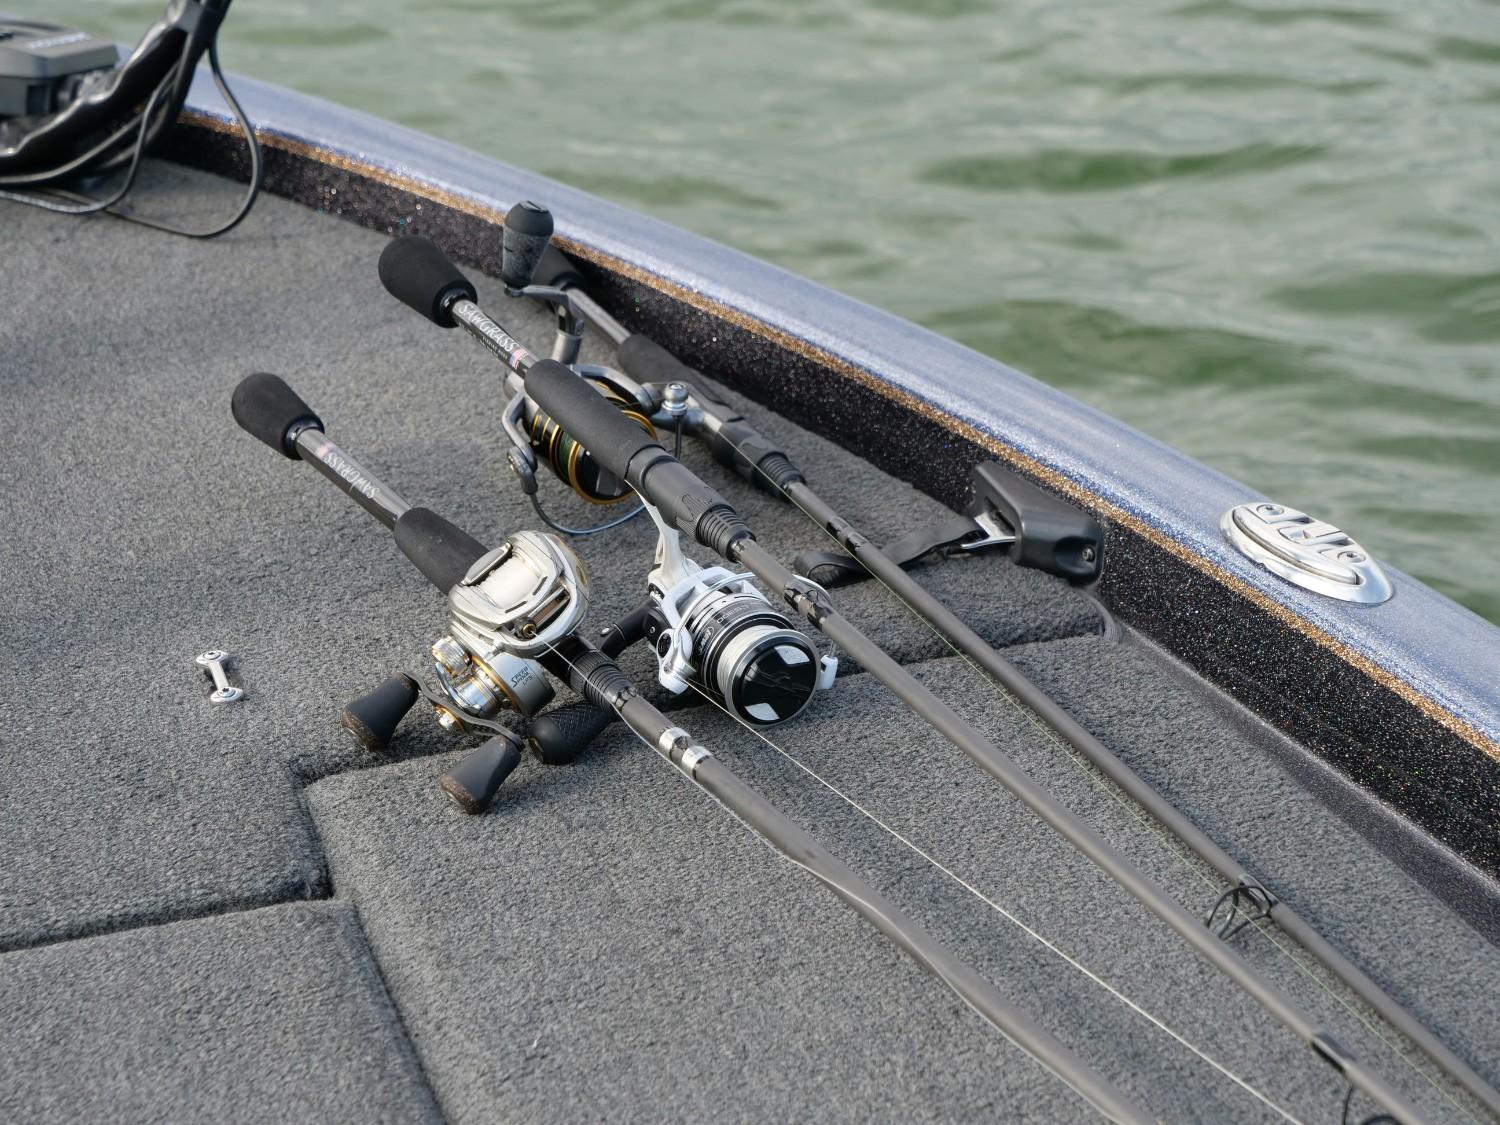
[
  {"x1": 231, "y1": 372, "x2": 323, "y2": 459},
  {"x1": 393, "y1": 507, "x2": 491, "y2": 592},
  {"x1": 501, "y1": 201, "x2": 554, "y2": 290},
  {"x1": 378, "y1": 236, "x2": 478, "y2": 327},
  {"x1": 617, "y1": 333, "x2": 698, "y2": 388},
  {"x1": 527, "y1": 703, "x2": 615, "y2": 765},
  {"x1": 524, "y1": 359, "x2": 662, "y2": 480},
  {"x1": 340, "y1": 673, "x2": 419, "y2": 753},
  {"x1": 440, "y1": 737, "x2": 523, "y2": 814},
  {"x1": 531, "y1": 244, "x2": 583, "y2": 291}
]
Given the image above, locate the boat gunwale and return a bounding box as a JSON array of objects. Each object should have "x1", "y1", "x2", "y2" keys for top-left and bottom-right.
[{"x1": 161, "y1": 79, "x2": 1500, "y2": 882}]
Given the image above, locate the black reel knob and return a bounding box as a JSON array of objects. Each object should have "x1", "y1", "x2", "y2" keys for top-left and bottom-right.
[
  {"x1": 440, "y1": 737, "x2": 524, "y2": 814},
  {"x1": 341, "y1": 673, "x2": 420, "y2": 752},
  {"x1": 528, "y1": 703, "x2": 616, "y2": 765},
  {"x1": 501, "y1": 200, "x2": 554, "y2": 291}
]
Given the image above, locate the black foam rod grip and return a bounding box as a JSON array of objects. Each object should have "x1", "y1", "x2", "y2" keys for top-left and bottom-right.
[
  {"x1": 501, "y1": 201, "x2": 554, "y2": 290},
  {"x1": 378, "y1": 236, "x2": 478, "y2": 328},
  {"x1": 393, "y1": 507, "x2": 491, "y2": 592},
  {"x1": 340, "y1": 673, "x2": 419, "y2": 753},
  {"x1": 527, "y1": 703, "x2": 615, "y2": 765},
  {"x1": 231, "y1": 372, "x2": 323, "y2": 459},
  {"x1": 524, "y1": 359, "x2": 662, "y2": 480},
  {"x1": 617, "y1": 333, "x2": 698, "y2": 388},
  {"x1": 531, "y1": 244, "x2": 582, "y2": 291},
  {"x1": 441, "y1": 738, "x2": 523, "y2": 814}
]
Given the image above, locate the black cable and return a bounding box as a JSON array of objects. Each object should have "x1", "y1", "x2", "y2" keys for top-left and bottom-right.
[
  {"x1": 110, "y1": 40, "x2": 263, "y2": 239},
  {"x1": 0, "y1": 39, "x2": 261, "y2": 238},
  {"x1": 0, "y1": 57, "x2": 178, "y2": 215}
]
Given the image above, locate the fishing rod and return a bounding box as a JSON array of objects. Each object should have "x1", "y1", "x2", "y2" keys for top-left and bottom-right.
[
  {"x1": 477, "y1": 208, "x2": 1500, "y2": 1122},
  {"x1": 375, "y1": 226, "x2": 1435, "y2": 1120},
  {"x1": 523, "y1": 364, "x2": 1431, "y2": 1121},
  {"x1": 378, "y1": 235, "x2": 841, "y2": 758},
  {"x1": 227, "y1": 370, "x2": 1151, "y2": 1125}
]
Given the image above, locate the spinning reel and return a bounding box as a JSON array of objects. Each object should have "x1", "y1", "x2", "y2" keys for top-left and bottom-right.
[
  {"x1": 638, "y1": 503, "x2": 835, "y2": 724},
  {"x1": 523, "y1": 495, "x2": 838, "y2": 763}
]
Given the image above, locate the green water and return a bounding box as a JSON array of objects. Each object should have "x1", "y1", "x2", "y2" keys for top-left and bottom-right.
[{"x1": 30, "y1": 0, "x2": 1500, "y2": 623}]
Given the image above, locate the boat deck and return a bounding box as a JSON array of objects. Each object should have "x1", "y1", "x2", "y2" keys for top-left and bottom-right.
[{"x1": 1, "y1": 164, "x2": 1496, "y2": 1122}]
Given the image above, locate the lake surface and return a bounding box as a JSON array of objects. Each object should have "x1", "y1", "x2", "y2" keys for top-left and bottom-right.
[{"x1": 35, "y1": 0, "x2": 1500, "y2": 622}]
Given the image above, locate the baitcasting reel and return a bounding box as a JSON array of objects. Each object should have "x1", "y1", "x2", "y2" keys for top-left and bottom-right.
[{"x1": 342, "y1": 528, "x2": 589, "y2": 759}]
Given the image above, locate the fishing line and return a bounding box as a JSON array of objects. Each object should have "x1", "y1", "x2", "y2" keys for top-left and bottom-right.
[
  {"x1": 704, "y1": 421, "x2": 1474, "y2": 1121},
  {"x1": 671, "y1": 670, "x2": 1304, "y2": 1124},
  {"x1": 537, "y1": 641, "x2": 1131, "y2": 1124}
]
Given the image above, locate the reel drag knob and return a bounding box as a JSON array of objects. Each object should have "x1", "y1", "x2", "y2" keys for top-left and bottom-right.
[
  {"x1": 690, "y1": 595, "x2": 830, "y2": 726},
  {"x1": 441, "y1": 737, "x2": 524, "y2": 814},
  {"x1": 501, "y1": 201, "x2": 554, "y2": 292},
  {"x1": 341, "y1": 673, "x2": 420, "y2": 752},
  {"x1": 720, "y1": 628, "x2": 823, "y2": 725}
]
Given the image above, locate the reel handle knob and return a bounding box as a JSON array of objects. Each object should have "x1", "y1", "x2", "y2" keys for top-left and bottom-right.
[
  {"x1": 440, "y1": 737, "x2": 524, "y2": 814},
  {"x1": 501, "y1": 200, "x2": 554, "y2": 291},
  {"x1": 527, "y1": 702, "x2": 615, "y2": 765},
  {"x1": 340, "y1": 673, "x2": 420, "y2": 752}
]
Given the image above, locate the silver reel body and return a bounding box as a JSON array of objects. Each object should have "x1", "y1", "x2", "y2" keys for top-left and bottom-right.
[
  {"x1": 645, "y1": 504, "x2": 836, "y2": 726},
  {"x1": 428, "y1": 530, "x2": 589, "y2": 731}
]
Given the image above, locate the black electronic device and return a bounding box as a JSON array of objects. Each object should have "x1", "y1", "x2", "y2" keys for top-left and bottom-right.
[{"x1": 0, "y1": 20, "x2": 118, "y2": 120}]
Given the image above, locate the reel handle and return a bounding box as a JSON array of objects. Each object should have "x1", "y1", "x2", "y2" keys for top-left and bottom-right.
[
  {"x1": 340, "y1": 673, "x2": 420, "y2": 752},
  {"x1": 526, "y1": 604, "x2": 652, "y2": 762},
  {"x1": 501, "y1": 201, "x2": 554, "y2": 291},
  {"x1": 531, "y1": 243, "x2": 583, "y2": 291},
  {"x1": 440, "y1": 736, "x2": 524, "y2": 814}
]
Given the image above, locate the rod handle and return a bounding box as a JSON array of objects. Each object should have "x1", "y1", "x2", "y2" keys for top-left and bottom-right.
[
  {"x1": 524, "y1": 358, "x2": 663, "y2": 479},
  {"x1": 231, "y1": 372, "x2": 322, "y2": 459},
  {"x1": 378, "y1": 235, "x2": 477, "y2": 328},
  {"x1": 393, "y1": 507, "x2": 490, "y2": 592}
]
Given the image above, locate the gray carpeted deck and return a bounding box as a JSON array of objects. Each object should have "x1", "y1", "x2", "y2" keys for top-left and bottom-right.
[{"x1": 1, "y1": 164, "x2": 1496, "y2": 1122}]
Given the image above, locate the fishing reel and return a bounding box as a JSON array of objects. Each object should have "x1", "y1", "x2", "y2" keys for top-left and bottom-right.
[
  {"x1": 342, "y1": 529, "x2": 590, "y2": 760},
  {"x1": 528, "y1": 502, "x2": 837, "y2": 763},
  {"x1": 642, "y1": 503, "x2": 836, "y2": 724},
  {"x1": 503, "y1": 366, "x2": 656, "y2": 507}
]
